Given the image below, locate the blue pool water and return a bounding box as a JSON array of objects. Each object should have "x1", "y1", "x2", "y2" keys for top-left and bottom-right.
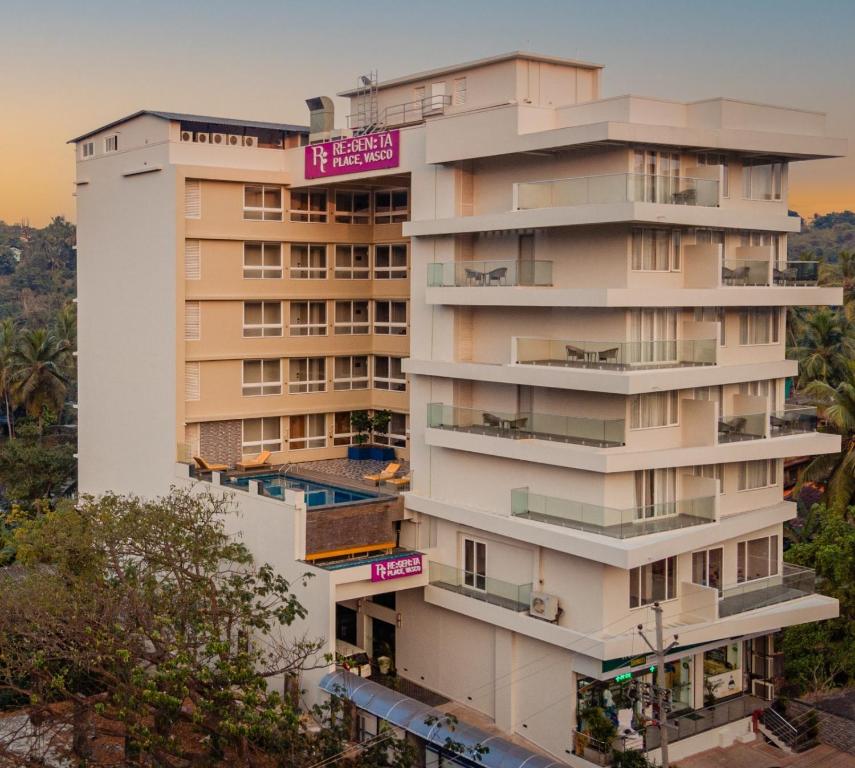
[{"x1": 227, "y1": 474, "x2": 378, "y2": 508}]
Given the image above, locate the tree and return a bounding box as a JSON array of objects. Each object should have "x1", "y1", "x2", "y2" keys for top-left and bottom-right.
[
  {"x1": 10, "y1": 327, "x2": 68, "y2": 430},
  {"x1": 0, "y1": 318, "x2": 18, "y2": 436},
  {"x1": 0, "y1": 432, "x2": 76, "y2": 506},
  {"x1": 790, "y1": 306, "x2": 854, "y2": 388}
]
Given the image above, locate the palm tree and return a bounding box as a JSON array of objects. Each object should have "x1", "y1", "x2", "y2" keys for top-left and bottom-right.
[
  {"x1": 10, "y1": 328, "x2": 69, "y2": 431},
  {"x1": 0, "y1": 320, "x2": 18, "y2": 437},
  {"x1": 790, "y1": 307, "x2": 855, "y2": 388},
  {"x1": 820, "y1": 250, "x2": 855, "y2": 321}
]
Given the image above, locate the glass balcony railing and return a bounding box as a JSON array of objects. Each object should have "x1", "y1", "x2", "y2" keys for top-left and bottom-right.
[
  {"x1": 429, "y1": 562, "x2": 532, "y2": 612},
  {"x1": 427, "y1": 403, "x2": 626, "y2": 447},
  {"x1": 718, "y1": 412, "x2": 767, "y2": 443},
  {"x1": 721, "y1": 259, "x2": 770, "y2": 286},
  {"x1": 514, "y1": 337, "x2": 717, "y2": 369},
  {"x1": 515, "y1": 173, "x2": 720, "y2": 210},
  {"x1": 773, "y1": 260, "x2": 820, "y2": 286},
  {"x1": 770, "y1": 406, "x2": 818, "y2": 436},
  {"x1": 719, "y1": 563, "x2": 816, "y2": 617},
  {"x1": 510, "y1": 488, "x2": 716, "y2": 538},
  {"x1": 426, "y1": 259, "x2": 553, "y2": 288}
]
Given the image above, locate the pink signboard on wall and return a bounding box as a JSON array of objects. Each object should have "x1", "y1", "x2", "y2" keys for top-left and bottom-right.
[
  {"x1": 305, "y1": 130, "x2": 400, "y2": 179},
  {"x1": 370, "y1": 553, "x2": 423, "y2": 582}
]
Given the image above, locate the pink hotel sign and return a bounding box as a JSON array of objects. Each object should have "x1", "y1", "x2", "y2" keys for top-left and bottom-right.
[
  {"x1": 370, "y1": 553, "x2": 423, "y2": 583},
  {"x1": 305, "y1": 130, "x2": 400, "y2": 179}
]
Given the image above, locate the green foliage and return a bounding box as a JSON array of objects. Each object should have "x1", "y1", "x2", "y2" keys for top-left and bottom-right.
[
  {"x1": 580, "y1": 705, "x2": 617, "y2": 751},
  {"x1": 0, "y1": 436, "x2": 76, "y2": 505},
  {"x1": 350, "y1": 410, "x2": 373, "y2": 445},
  {"x1": 611, "y1": 749, "x2": 656, "y2": 768},
  {"x1": 789, "y1": 211, "x2": 855, "y2": 262}
]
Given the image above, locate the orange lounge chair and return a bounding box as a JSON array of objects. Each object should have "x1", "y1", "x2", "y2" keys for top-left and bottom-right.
[
  {"x1": 236, "y1": 450, "x2": 272, "y2": 471},
  {"x1": 363, "y1": 462, "x2": 400, "y2": 485},
  {"x1": 193, "y1": 456, "x2": 229, "y2": 472}
]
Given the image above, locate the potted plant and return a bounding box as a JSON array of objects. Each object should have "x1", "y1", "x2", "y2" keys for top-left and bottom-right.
[
  {"x1": 346, "y1": 410, "x2": 396, "y2": 461},
  {"x1": 580, "y1": 706, "x2": 617, "y2": 764}
]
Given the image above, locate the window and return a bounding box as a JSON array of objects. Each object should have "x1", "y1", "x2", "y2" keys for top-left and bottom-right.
[
  {"x1": 692, "y1": 464, "x2": 723, "y2": 493},
  {"x1": 334, "y1": 244, "x2": 370, "y2": 279},
  {"x1": 333, "y1": 411, "x2": 356, "y2": 446},
  {"x1": 737, "y1": 534, "x2": 779, "y2": 582},
  {"x1": 184, "y1": 302, "x2": 200, "y2": 341},
  {"x1": 739, "y1": 231, "x2": 785, "y2": 264},
  {"x1": 242, "y1": 359, "x2": 282, "y2": 396},
  {"x1": 334, "y1": 190, "x2": 371, "y2": 223},
  {"x1": 374, "y1": 356, "x2": 406, "y2": 391},
  {"x1": 289, "y1": 301, "x2": 327, "y2": 336},
  {"x1": 289, "y1": 188, "x2": 327, "y2": 222},
  {"x1": 334, "y1": 356, "x2": 369, "y2": 390},
  {"x1": 630, "y1": 556, "x2": 677, "y2": 607},
  {"x1": 374, "y1": 244, "x2": 408, "y2": 279},
  {"x1": 629, "y1": 308, "x2": 677, "y2": 363},
  {"x1": 634, "y1": 468, "x2": 676, "y2": 517},
  {"x1": 737, "y1": 459, "x2": 778, "y2": 491},
  {"x1": 243, "y1": 417, "x2": 281, "y2": 453},
  {"x1": 632, "y1": 149, "x2": 681, "y2": 202},
  {"x1": 463, "y1": 538, "x2": 486, "y2": 591},
  {"x1": 243, "y1": 301, "x2": 282, "y2": 337},
  {"x1": 739, "y1": 309, "x2": 780, "y2": 345},
  {"x1": 104, "y1": 134, "x2": 119, "y2": 153},
  {"x1": 696, "y1": 153, "x2": 729, "y2": 197},
  {"x1": 453, "y1": 77, "x2": 467, "y2": 106},
  {"x1": 289, "y1": 243, "x2": 327, "y2": 279},
  {"x1": 288, "y1": 357, "x2": 326, "y2": 394},
  {"x1": 374, "y1": 189, "x2": 408, "y2": 224},
  {"x1": 373, "y1": 411, "x2": 407, "y2": 447},
  {"x1": 374, "y1": 300, "x2": 407, "y2": 335},
  {"x1": 692, "y1": 547, "x2": 723, "y2": 592},
  {"x1": 334, "y1": 300, "x2": 369, "y2": 335},
  {"x1": 631, "y1": 229, "x2": 681, "y2": 271},
  {"x1": 742, "y1": 160, "x2": 784, "y2": 200},
  {"x1": 288, "y1": 413, "x2": 326, "y2": 450},
  {"x1": 243, "y1": 185, "x2": 283, "y2": 221},
  {"x1": 630, "y1": 391, "x2": 679, "y2": 429},
  {"x1": 81, "y1": 141, "x2": 94, "y2": 158},
  {"x1": 243, "y1": 242, "x2": 282, "y2": 279},
  {"x1": 185, "y1": 240, "x2": 201, "y2": 280}
]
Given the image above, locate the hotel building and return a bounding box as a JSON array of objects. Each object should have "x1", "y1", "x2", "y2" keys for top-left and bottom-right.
[{"x1": 73, "y1": 52, "x2": 845, "y2": 766}]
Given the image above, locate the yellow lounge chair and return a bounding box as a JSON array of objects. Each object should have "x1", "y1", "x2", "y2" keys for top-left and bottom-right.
[
  {"x1": 383, "y1": 474, "x2": 411, "y2": 491},
  {"x1": 236, "y1": 450, "x2": 272, "y2": 471},
  {"x1": 193, "y1": 456, "x2": 229, "y2": 472},
  {"x1": 363, "y1": 462, "x2": 400, "y2": 485}
]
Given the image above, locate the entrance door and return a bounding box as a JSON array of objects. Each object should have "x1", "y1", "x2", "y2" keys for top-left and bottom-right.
[{"x1": 372, "y1": 618, "x2": 396, "y2": 668}]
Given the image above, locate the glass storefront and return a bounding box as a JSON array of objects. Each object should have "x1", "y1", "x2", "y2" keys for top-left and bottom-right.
[{"x1": 703, "y1": 643, "x2": 742, "y2": 703}]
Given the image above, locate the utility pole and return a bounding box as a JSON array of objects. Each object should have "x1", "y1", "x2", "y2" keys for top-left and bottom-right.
[{"x1": 638, "y1": 602, "x2": 679, "y2": 768}]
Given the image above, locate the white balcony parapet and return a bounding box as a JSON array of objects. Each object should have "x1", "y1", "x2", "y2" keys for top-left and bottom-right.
[
  {"x1": 513, "y1": 337, "x2": 717, "y2": 369},
  {"x1": 427, "y1": 259, "x2": 553, "y2": 287}
]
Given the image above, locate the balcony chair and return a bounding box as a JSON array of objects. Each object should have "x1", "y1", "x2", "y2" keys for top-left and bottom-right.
[
  {"x1": 566, "y1": 344, "x2": 586, "y2": 363},
  {"x1": 482, "y1": 412, "x2": 503, "y2": 430},
  {"x1": 596, "y1": 347, "x2": 620, "y2": 365},
  {"x1": 363, "y1": 462, "x2": 401, "y2": 486},
  {"x1": 193, "y1": 456, "x2": 229, "y2": 473},
  {"x1": 506, "y1": 417, "x2": 529, "y2": 431},
  {"x1": 773, "y1": 266, "x2": 797, "y2": 285},
  {"x1": 672, "y1": 188, "x2": 697, "y2": 205},
  {"x1": 485, "y1": 267, "x2": 508, "y2": 285},
  {"x1": 236, "y1": 450, "x2": 272, "y2": 471},
  {"x1": 463, "y1": 268, "x2": 485, "y2": 286},
  {"x1": 718, "y1": 416, "x2": 747, "y2": 440}
]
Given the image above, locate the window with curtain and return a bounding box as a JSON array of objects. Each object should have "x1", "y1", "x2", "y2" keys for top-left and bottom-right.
[
  {"x1": 737, "y1": 459, "x2": 778, "y2": 490},
  {"x1": 630, "y1": 390, "x2": 679, "y2": 429},
  {"x1": 629, "y1": 308, "x2": 677, "y2": 362},
  {"x1": 739, "y1": 309, "x2": 780, "y2": 345},
  {"x1": 630, "y1": 556, "x2": 677, "y2": 607},
  {"x1": 634, "y1": 468, "x2": 676, "y2": 517},
  {"x1": 631, "y1": 228, "x2": 681, "y2": 271},
  {"x1": 742, "y1": 161, "x2": 784, "y2": 200}
]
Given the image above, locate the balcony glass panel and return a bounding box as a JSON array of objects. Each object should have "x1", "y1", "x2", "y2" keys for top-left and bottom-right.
[
  {"x1": 718, "y1": 412, "x2": 767, "y2": 443},
  {"x1": 429, "y1": 562, "x2": 531, "y2": 612},
  {"x1": 511, "y1": 488, "x2": 716, "y2": 538},
  {"x1": 770, "y1": 406, "x2": 818, "y2": 436},
  {"x1": 427, "y1": 403, "x2": 625, "y2": 447},
  {"x1": 773, "y1": 261, "x2": 819, "y2": 286},
  {"x1": 515, "y1": 338, "x2": 717, "y2": 369},
  {"x1": 719, "y1": 563, "x2": 816, "y2": 617},
  {"x1": 426, "y1": 259, "x2": 553, "y2": 288},
  {"x1": 515, "y1": 173, "x2": 720, "y2": 210},
  {"x1": 721, "y1": 260, "x2": 770, "y2": 286}
]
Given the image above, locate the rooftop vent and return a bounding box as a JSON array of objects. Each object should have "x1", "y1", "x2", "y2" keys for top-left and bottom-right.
[{"x1": 306, "y1": 96, "x2": 335, "y2": 143}]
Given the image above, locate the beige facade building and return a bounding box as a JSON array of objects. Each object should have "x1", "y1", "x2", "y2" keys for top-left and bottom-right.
[{"x1": 74, "y1": 52, "x2": 845, "y2": 767}]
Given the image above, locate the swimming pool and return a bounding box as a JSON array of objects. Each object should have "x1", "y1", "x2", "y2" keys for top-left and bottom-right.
[{"x1": 227, "y1": 473, "x2": 379, "y2": 508}]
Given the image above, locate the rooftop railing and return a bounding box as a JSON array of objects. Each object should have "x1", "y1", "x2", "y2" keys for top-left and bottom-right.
[
  {"x1": 514, "y1": 337, "x2": 717, "y2": 369},
  {"x1": 429, "y1": 562, "x2": 532, "y2": 612},
  {"x1": 511, "y1": 488, "x2": 716, "y2": 538},
  {"x1": 347, "y1": 94, "x2": 452, "y2": 130},
  {"x1": 719, "y1": 563, "x2": 816, "y2": 617},
  {"x1": 773, "y1": 260, "x2": 820, "y2": 286},
  {"x1": 427, "y1": 402, "x2": 626, "y2": 447},
  {"x1": 515, "y1": 172, "x2": 719, "y2": 210},
  {"x1": 427, "y1": 259, "x2": 553, "y2": 288}
]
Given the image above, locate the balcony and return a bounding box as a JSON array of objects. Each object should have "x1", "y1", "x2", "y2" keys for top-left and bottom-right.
[
  {"x1": 427, "y1": 403, "x2": 626, "y2": 448},
  {"x1": 427, "y1": 259, "x2": 553, "y2": 288},
  {"x1": 511, "y1": 488, "x2": 716, "y2": 538},
  {"x1": 514, "y1": 337, "x2": 717, "y2": 370},
  {"x1": 717, "y1": 411, "x2": 767, "y2": 443},
  {"x1": 515, "y1": 172, "x2": 720, "y2": 210},
  {"x1": 721, "y1": 259, "x2": 770, "y2": 286},
  {"x1": 428, "y1": 562, "x2": 531, "y2": 612},
  {"x1": 770, "y1": 406, "x2": 818, "y2": 436},
  {"x1": 773, "y1": 260, "x2": 819, "y2": 286},
  {"x1": 719, "y1": 563, "x2": 817, "y2": 617},
  {"x1": 718, "y1": 406, "x2": 819, "y2": 443}
]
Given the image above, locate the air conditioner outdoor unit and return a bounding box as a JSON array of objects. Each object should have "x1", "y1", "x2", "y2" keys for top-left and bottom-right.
[
  {"x1": 227, "y1": 135, "x2": 241, "y2": 146},
  {"x1": 211, "y1": 133, "x2": 227, "y2": 145},
  {"x1": 751, "y1": 679, "x2": 775, "y2": 700},
  {"x1": 529, "y1": 591, "x2": 560, "y2": 622},
  {"x1": 194, "y1": 132, "x2": 210, "y2": 144},
  {"x1": 242, "y1": 135, "x2": 257, "y2": 147},
  {"x1": 180, "y1": 130, "x2": 193, "y2": 142}
]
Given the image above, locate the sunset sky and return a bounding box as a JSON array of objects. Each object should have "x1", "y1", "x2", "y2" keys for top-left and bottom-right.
[{"x1": 1, "y1": 0, "x2": 853, "y2": 227}]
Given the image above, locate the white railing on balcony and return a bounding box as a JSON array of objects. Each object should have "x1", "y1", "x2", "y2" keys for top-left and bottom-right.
[{"x1": 347, "y1": 94, "x2": 452, "y2": 130}]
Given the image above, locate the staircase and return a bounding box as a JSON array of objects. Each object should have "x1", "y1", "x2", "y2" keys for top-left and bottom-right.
[{"x1": 758, "y1": 705, "x2": 821, "y2": 754}]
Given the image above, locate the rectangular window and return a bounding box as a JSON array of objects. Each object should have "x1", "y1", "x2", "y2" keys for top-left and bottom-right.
[
  {"x1": 334, "y1": 300, "x2": 369, "y2": 335},
  {"x1": 289, "y1": 188, "x2": 327, "y2": 222},
  {"x1": 373, "y1": 411, "x2": 407, "y2": 447},
  {"x1": 374, "y1": 300, "x2": 407, "y2": 335},
  {"x1": 334, "y1": 244, "x2": 370, "y2": 279},
  {"x1": 739, "y1": 309, "x2": 780, "y2": 345},
  {"x1": 334, "y1": 190, "x2": 371, "y2": 224},
  {"x1": 374, "y1": 243, "x2": 408, "y2": 279},
  {"x1": 374, "y1": 356, "x2": 406, "y2": 392},
  {"x1": 463, "y1": 538, "x2": 486, "y2": 591},
  {"x1": 737, "y1": 534, "x2": 779, "y2": 582},
  {"x1": 334, "y1": 356, "x2": 369, "y2": 390},
  {"x1": 453, "y1": 77, "x2": 467, "y2": 106},
  {"x1": 692, "y1": 547, "x2": 723, "y2": 592},
  {"x1": 242, "y1": 359, "x2": 282, "y2": 396},
  {"x1": 333, "y1": 411, "x2": 355, "y2": 446},
  {"x1": 104, "y1": 134, "x2": 118, "y2": 153},
  {"x1": 243, "y1": 185, "x2": 283, "y2": 221},
  {"x1": 289, "y1": 301, "x2": 327, "y2": 336},
  {"x1": 242, "y1": 417, "x2": 281, "y2": 453},
  {"x1": 374, "y1": 189, "x2": 408, "y2": 224},
  {"x1": 288, "y1": 357, "x2": 326, "y2": 394},
  {"x1": 737, "y1": 459, "x2": 778, "y2": 491},
  {"x1": 289, "y1": 243, "x2": 327, "y2": 279},
  {"x1": 630, "y1": 391, "x2": 679, "y2": 429},
  {"x1": 243, "y1": 242, "x2": 282, "y2": 279},
  {"x1": 742, "y1": 161, "x2": 784, "y2": 200},
  {"x1": 631, "y1": 228, "x2": 681, "y2": 271},
  {"x1": 243, "y1": 301, "x2": 282, "y2": 337},
  {"x1": 184, "y1": 301, "x2": 200, "y2": 341},
  {"x1": 629, "y1": 556, "x2": 677, "y2": 607},
  {"x1": 288, "y1": 413, "x2": 327, "y2": 450},
  {"x1": 634, "y1": 467, "x2": 676, "y2": 516},
  {"x1": 696, "y1": 152, "x2": 729, "y2": 197},
  {"x1": 82, "y1": 141, "x2": 94, "y2": 158}
]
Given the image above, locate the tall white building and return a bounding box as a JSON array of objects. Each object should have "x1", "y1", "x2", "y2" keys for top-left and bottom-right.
[{"x1": 73, "y1": 52, "x2": 844, "y2": 766}]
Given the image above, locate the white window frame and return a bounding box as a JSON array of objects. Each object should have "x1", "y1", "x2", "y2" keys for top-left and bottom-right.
[
  {"x1": 373, "y1": 356, "x2": 406, "y2": 392},
  {"x1": 81, "y1": 141, "x2": 95, "y2": 158},
  {"x1": 373, "y1": 300, "x2": 408, "y2": 335},
  {"x1": 631, "y1": 228, "x2": 682, "y2": 272},
  {"x1": 737, "y1": 459, "x2": 778, "y2": 491},
  {"x1": 462, "y1": 537, "x2": 486, "y2": 591},
  {"x1": 242, "y1": 417, "x2": 281, "y2": 454},
  {"x1": 739, "y1": 308, "x2": 780, "y2": 346},
  {"x1": 737, "y1": 534, "x2": 779, "y2": 583},
  {"x1": 104, "y1": 134, "x2": 119, "y2": 153},
  {"x1": 243, "y1": 301, "x2": 282, "y2": 338},
  {"x1": 691, "y1": 547, "x2": 723, "y2": 592},
  {"x1": 742, "y1": 160, "x2": 784, "y2": 201},
  {"x1": 289, "y1": 243, "x2": 327, "y2": 279},
  {"x1": 242, "y1": 359, "x2": 282, "y2": 397},
  {"x1": 452, "y1": 77, "x2": 467, "y2": 106},
  {"x1": 629, "y1": 390, "x2": 679, "y2": 430},
  {"x1": 374, "y1": 188, "x2": 409, "y2": 224},
  {"x1": 333, "y1": 356, "x2": 369, "y2": 391},
  {"x1": 334, "y1": 300, "x2": 370, "y2": 335},
  {"x1": 373, "y1": 243, "x2": 409, "y2": 279},
  {"x1": 288, "y1": 357, "x2": 326, "y2": 394},
  {"x1": 243, "y1": 242, "x2": 283, "y2": 279},
  {"x1": 334, "y1": 244, "x2": 371, "y2": 279},
  {"x1": 288, "y1": 413, "x2": 327, "y2": 450},
  {"x1": 243, "y1": 185, "x2": 283, "y2": 221},
  {"x1": 333, "y1": 411, "x2": 356, "y2": 446},
  {"x1": 374, "y1": 411, "x2": 408, "y2": 448},
  {"x1": 333, "y1": 189, "x2": 371, "y2": 224},
  {"x1": 289, "y1": 301, "x2": 327, "y2": 336},
  {"x1": 289, "y1": 188, "x2": 328, "y2": 222},
  {"x1": 629, "y1": 556, "x2": 677, "y2": 608}
]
